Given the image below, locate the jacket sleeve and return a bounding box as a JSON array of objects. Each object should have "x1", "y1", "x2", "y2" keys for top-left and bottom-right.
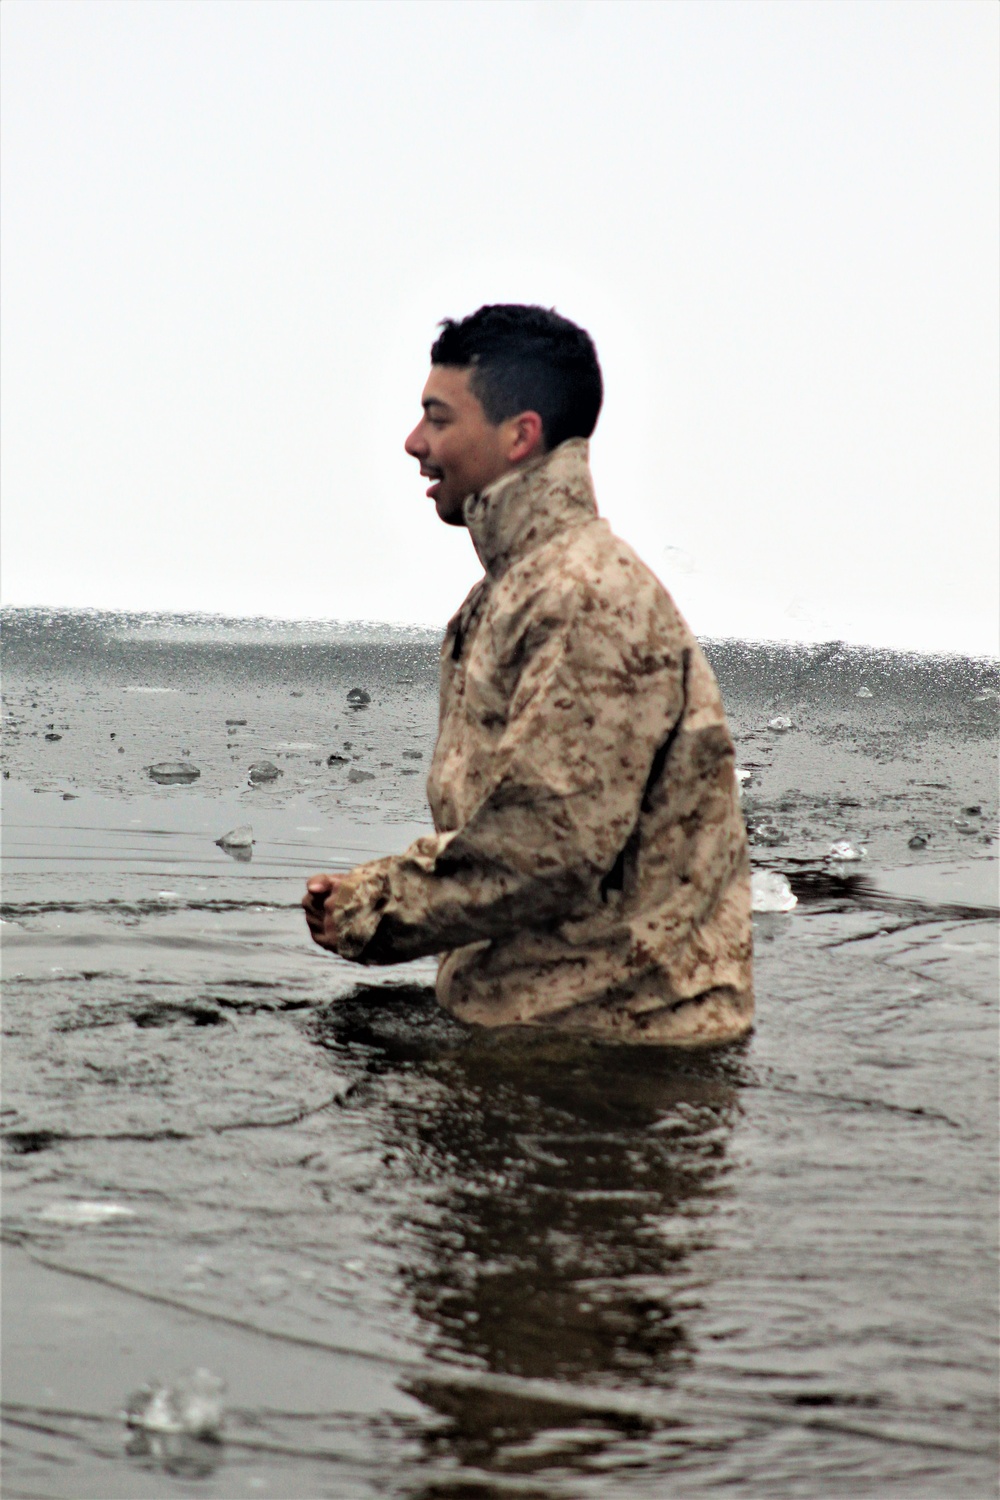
[{"x1": 327, "y1": 576, "x2": 688, "y2": 964}]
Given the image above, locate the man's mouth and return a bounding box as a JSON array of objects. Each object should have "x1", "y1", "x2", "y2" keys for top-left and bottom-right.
[{"x1": 421, "y1": 466, "x2": 444, "y2": 498}]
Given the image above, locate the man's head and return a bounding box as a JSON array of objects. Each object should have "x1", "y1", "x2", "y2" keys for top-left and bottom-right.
[{"x1": 405, "y1": 304, "x2": 603, "y2": 524}]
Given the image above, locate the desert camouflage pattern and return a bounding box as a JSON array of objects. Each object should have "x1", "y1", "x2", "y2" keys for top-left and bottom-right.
[{"x1": 328, "y1": 438, "x2": 753, "y2": 1045}]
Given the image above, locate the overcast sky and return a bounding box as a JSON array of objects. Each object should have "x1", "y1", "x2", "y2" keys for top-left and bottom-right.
[{"x1": 2, "y1": 0, "x2": 997, "y2": 653}]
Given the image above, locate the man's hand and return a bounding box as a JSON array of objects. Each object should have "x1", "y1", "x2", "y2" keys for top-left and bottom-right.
[{"x1": 303, "y1": 873, "x2": 346, "y2": 950}]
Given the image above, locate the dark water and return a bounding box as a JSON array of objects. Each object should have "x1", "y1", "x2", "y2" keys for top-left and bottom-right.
[{"x1": 2, "y1": 609, "x2": 998, "y2": 1498}]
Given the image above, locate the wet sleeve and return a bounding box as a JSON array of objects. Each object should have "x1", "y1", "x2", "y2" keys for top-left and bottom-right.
[{"x1": 327, "y1": 579, "x2": 688, "y2": 964}]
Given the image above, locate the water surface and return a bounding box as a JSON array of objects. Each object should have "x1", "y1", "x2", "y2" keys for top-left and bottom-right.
[{"x1": 2, "y1": 609, "x2": 997, "y2": 1498}]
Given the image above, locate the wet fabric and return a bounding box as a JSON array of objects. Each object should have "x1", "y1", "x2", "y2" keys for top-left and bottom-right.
[{"x1": 329, "y1": 438, "x2": 753, "y2": 1044}]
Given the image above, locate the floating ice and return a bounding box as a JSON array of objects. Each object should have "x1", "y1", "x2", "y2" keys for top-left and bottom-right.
[
  {"x1": 346, "y1": 687, "x2": 371, "y2": 706},
  {"x1": 327, "y1": 752, "x2": 350, "y2": 765},
  {"x1": 908, "y1": 833, "x2": 929, "y2": 849},
  {"x1": 403, "y1": 749, "x2": 424, "y2": 760},
  {"x1": 147, "y1": 762, "x2": 201, "y2": 785},
  {"x1": 751, "y1": 870, "x2": 798, "y2": 913},
  {"x1": 856, "y1": 686, "x2": 873, "y2": 698},
  {"x1": 216, "y1": 824, "x2": 253, "y2": 850},
  {"x1": 767, "y1": 716, "x2": 793, "y2": 732},
  {"x1": 39, "y1": 1200, "x2": 136, "y2": 1225},
  {"x1": 124, "y1": 1368, "x2": 225, "y2": 1438},
  {"x1": 224, "y1": 718, "x2": 247, "y2": 726},
  {"x1": 44, "y1": 732, "x2": 62, "y2": 741},
  {"x1": 828, "y1": 840, "x2": 863, "y2": 861},
  {"x1": 348, "y1": 768, "x2": 375, "y2": 783},
  {"x1": 247, "y1": 761, "x2": 282, "y2": 785}
]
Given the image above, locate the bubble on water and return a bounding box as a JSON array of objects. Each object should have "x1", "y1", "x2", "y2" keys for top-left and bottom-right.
[
  {"x1": 767, "y1": 716, "x2": 793, "y2": 732},
  {"x1": 751, "y1": 870, "x2": 798, "y2": 913},
  {"x1": 147, "y1": 762, "x2": 201, "y2": 785},
  {"x1": 124, "y1": 1368, "x2": 225, "y2": 1438},
  {"x1": 828, "y1": 840, "x2": 864, "y2": 862}
]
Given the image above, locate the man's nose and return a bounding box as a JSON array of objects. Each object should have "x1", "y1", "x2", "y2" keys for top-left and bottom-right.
[{"x1": 404, "y1": 425, "x2": 427, "y2": 458}]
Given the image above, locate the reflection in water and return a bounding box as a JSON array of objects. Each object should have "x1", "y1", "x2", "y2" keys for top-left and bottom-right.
[
  {"x1": 124, "y1": 1430, "x2": 222, "y2": 1480},
  {"x1": 312, "y1": 984, "x2": 746, "y2": 1479}
]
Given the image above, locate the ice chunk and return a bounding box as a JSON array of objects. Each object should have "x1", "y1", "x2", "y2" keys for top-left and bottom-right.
[
  {"x1": 751, "y1": 822, "x2": 786, "y2": 846},
  {"x1": 216, "y1": 824, "x2": 253, "y2": 848},
  {"x1": 908, "y1": 833, "x2": 928, "y2": 849},
  {"x1": 348, "y1": 768, "x2": 375, "y2": 783},
  {"x1": 346, "y1": 688, "x2": 371, "y2": 706},
  {"x1": 828, "y1": 840, "x2": 863, "y2": 861},
  {"x1": 856, "y1": 686, "x2": 873, "y2": 698},
  {"x1": 39, "y1": 1200, "x2": 136, "y2": 1225},
  {"x1": 215, "y1": 825, "x2": 253, "y2": 863},
  {"x1": 147, "y1": 763, "x2": 201, "y2": 785},
  {"x1": 326, "y1": 752, "x2": 349, "y2": 765},
  {"x1": 247, "y1": 761, "x2": 282, "y2": 785},
  {"x1": 44, "y1": 732, "x2": 62, "y2": 741},
  {"x1": 224, "y1": 718, "x2": 247, "y2": 726},
  {"x1": 403, "y1": 749, "x2": 424, "y2": 760},
  {"x1": 767, "y1": 716, "x2": 793, "y2": 732},
  {"x1": 751, "y1": 870, "x2": 798, "y2": 913},
  {"x1": 124, "y1": 1368, "x2": 225, "y2": 1438}
]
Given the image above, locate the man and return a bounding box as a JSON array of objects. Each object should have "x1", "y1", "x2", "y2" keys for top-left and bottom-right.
[{"x1": 304, "y1": 305, "x2": 752, "y2": 1045}]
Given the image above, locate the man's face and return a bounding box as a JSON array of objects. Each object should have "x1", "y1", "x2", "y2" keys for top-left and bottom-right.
[{"x1": 404, "y1": 366, "x2": 514, "y2": 526}]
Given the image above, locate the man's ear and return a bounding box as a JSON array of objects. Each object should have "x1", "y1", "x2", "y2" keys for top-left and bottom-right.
[{"x1": 506, "y1": 410, "x2": 545, "y2": 466}]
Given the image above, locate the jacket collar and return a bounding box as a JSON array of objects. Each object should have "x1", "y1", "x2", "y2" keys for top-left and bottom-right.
[{"x1": 463, "y1": 437, "x2": 598, "y2": 580}]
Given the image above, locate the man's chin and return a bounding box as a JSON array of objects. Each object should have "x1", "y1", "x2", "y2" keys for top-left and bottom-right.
[{"x1": 434, "y1": 492, "x2": 468, "y2": 527}]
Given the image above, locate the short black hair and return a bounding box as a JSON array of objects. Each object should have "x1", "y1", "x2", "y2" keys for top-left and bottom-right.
[{"x1": 430, "y1": 304, "x2": 603, "y2": 452}]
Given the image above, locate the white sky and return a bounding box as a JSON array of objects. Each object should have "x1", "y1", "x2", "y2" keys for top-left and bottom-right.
[{"x1": 2, "y1": 0, "x2": 997, "y2": 654}]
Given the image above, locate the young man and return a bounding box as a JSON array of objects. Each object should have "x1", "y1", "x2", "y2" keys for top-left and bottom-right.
[{"x1": 304, "y1": 305, "x2": 752, "y2": 1045}]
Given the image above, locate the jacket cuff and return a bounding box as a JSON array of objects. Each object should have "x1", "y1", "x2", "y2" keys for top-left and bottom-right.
[
  {"x1": 328, "y1": 859, "x2": 393, "y2": 961},
  {"x1": 329, "y1": 834, "x2": 454, "y2": 963}
]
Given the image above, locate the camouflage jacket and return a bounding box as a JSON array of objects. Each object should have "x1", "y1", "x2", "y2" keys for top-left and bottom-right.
[{"x1": 328, "y1": 438, "x2": 753, "y2": 1045}]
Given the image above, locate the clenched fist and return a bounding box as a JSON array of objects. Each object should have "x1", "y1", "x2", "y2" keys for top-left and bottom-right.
[{"x1": 302, "y1": 873, "x2": 346, "y2": 950}]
